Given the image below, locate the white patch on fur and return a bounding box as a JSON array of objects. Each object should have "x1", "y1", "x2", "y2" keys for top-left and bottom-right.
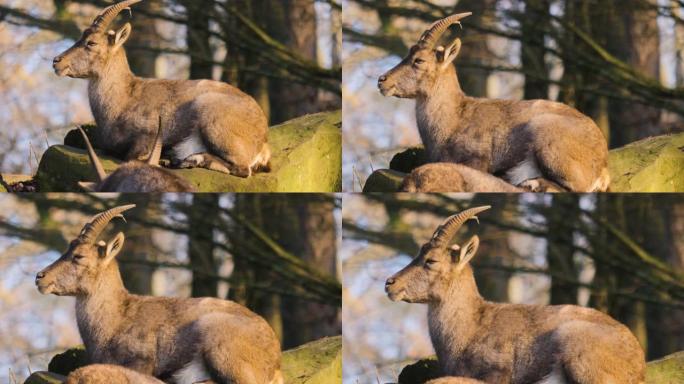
[
  {"x1": 535, "y1": 364, "x2": 567, "y2": 384},
  {"x1": 589, "y1": 168, "x2": 610, "y2": 192},
  {"x1": 506, "y1": 157, "x2": 542, "y2": 186},
  {"x1": 171, "y1": 356, "x2": 211, "y2": 384},
  {"x1": 171, "y1": 131, "x2": 207, "y2": 161}
]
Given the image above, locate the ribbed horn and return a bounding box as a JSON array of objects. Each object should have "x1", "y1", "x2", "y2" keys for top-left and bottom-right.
[
  {"x1": 90, "y1": 0, "x2": 143, "y2": 33},
  {"x1": 147, "y1": 116, "x2": 164, "y2": 166},
  {"x1": 418, "y1": 12, "x2": 472, "y2": 48},
  {"x1": 431, "y1": 205, "x2": 490, "y2": 247},
  {"x1": 78, "y1": 127, "x2": 107, "y2": 183},
  {"x1": 78, "y1": 204, "x2": 136, "y2": 244}
]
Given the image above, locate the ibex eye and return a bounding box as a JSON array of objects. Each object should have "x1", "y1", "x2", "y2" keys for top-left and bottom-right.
[
  {"x1": 86, "y1": 41, "x2": 97, "y2": 47},
  {"x1": 73, "y1": 254, "x2": 85, "y2": 260},
  {"x1": 414, "y1": 58, "x2": 425, "y2": 65},
  {"x1": 425, "y1": 259, "x2": 437, "y2": 265}
]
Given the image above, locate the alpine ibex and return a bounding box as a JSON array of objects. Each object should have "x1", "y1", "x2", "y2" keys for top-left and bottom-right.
[
  {"x1": 53, "y1": 0, "x2": 271, "y2": 178},
  {"x1": 385, "y1": 206, "x2": 646, "y2": 383},
  {"x1": 66, "y1": 364, "x2": 165, "y2": 384},
  {"x1": 378, "y1": 13, "x2": 610, "y2": 192},
  {"x1": 36, "y1": 205, "x2": 283, "y2": 384},
  {"x1": 78, "y1": 123, "x2": 197, "y2": 193}
]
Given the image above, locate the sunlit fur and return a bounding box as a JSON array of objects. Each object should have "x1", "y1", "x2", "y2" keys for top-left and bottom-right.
[
  {"x1": 36, "y1": 218, "x2": 282, "y2": 384},
  {"x1": 53, "y1": 7, "x2": 271, "y2": 178},
  {"x1": 378, "y1": 18, "x2": 610, "y2": 192},
  {"x1": 400, "y1": 163, "x2": 524, "y2": 192},
  {"x1": 386, "y1": 214, "x2": 646, "y2": 383},
  {"x1": 66, "y1": 364, "x2": 165, "y2": 384}
]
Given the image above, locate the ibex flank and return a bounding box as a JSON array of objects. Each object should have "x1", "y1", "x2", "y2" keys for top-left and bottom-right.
[
  {"x1": 53, "y1": 0, "x2": 271, "y2": 178},
  {"x1": 385, "y1": 206, "x2": 646, "y2": 383},
  {"x1": 378, "y1": 13, "x2": 610, "y2": 192},
  {"x1": 36, "y1": 205, "x2": 283, "y2": 384}
]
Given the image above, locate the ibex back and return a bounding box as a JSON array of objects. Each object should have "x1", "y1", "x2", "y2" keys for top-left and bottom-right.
[
  {"x1": 378, "y1": 13, "x2": 610, "y2": 192},
  {"x1": 385, "y1": 206, "x2": 645, "y2": 383},
  {"x1": 36, "y1": 205, "x2": 283, "y2": 384},
  {"x1": 53, "y1": 0, "x2": 271, "y2": 178}
]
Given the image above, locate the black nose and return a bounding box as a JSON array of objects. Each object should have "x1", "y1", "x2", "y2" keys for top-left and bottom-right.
[
  {"x1": 36, "y1": 272, "x2": 46, "y2": 280},
  {"x1": 379, "y1": 75, "x2": 387, "y2": 83},
  {"x1": 53, "y1": 57, "x2": 62, "y2": 64},
  {"x1": 385, "y1": 278, "x2": 395, "y2": 286}
]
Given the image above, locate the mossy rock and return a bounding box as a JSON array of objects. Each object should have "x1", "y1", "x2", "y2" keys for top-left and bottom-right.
[
  {"x1": 282, "y1": 336, "x2": 342, "y2": 384},
  {"x1": 608, "y1": 133, "x2": 684, "y2": 192},
  {"x1": 36, "y1": 111, "x2": 341, "y2": 192},
  {"x1": 646, "y1": 351, "x2": 684, "y2": 384},
  {"x1": 47, "y1": 346, "x2": 88, "y2": 376},
  {"x1": 24, "y1": 336, "x2": 341, "y2": 384},
  {"x1": 363, "y1": 134, "x2": 684, "y2": 192},
  {"x1": 394, "y1": 352, "x2": 684, "y2": 384},
  {"x1": 23, "y1": 372, "x2": 66, "y2": 384}
]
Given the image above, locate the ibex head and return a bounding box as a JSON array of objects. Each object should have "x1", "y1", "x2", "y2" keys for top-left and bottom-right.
[
  {"x1": 378, "y1": 12, "x2": 471, "y2": 98},
  {"x1": 35, "y1": 205, "x2": 135, "y2": 296},
  {"x1": 52, "y1": 0, "x2": 142, "y2": 78},
  {"x1": 385, "y1": 206, "x2": 489, "y2": 303}
]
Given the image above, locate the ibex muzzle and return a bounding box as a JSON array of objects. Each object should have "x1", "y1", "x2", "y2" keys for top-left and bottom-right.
[{"x1": 385, "y1": 206, "x2": 489, "y2": 303}]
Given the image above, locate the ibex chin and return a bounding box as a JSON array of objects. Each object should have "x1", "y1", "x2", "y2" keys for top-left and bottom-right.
[
  {"x1": 378, "y1": 13, "x2": 610, "y2": 192},
  {"x1": 78, "y1": 123, "x2": 197, "y2": 193},
  {"x1": 53, "y1": 0, "x2": 271, "y2": 178},
  {"x1": 36, "y1": 205, "x2": 283, "y2": 384},
  {"x1": 385, "y1": 206, "x2": 646, "y2": 383}
]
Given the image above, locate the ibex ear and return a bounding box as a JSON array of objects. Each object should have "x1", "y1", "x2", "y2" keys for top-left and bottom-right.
[
  {"x1": 440, "y1": 38, "x2": 462, "y2": 69},
  {"x1": 101, "y1": 232, "x2": 125, "y2": 265},
  {"x1": 110, "y1": 23, "x2": 132, "y2": 50},
  {"x1": 455, "y1": 235, "x2": 479, "y2": 270}
]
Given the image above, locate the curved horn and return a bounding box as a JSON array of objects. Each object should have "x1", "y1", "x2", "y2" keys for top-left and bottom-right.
[
  {"x1": 431, "y1": 205, "x2": 490, "y2": 247},
  {"x1": 78, "y1": 127, "x2": 107, "y2": 183},
  {"x1": 419, "y1": 12, "x2": 472, "y2": 48},
  {"x1": 147, "y1": 116, "x2": 163, "y2": 166},
  {"x1": 78, "y1": 204, "x2": 136, "y2": 244},
  {"x1": 90, "y1": 0, "x2": 143, "y2": 32}
]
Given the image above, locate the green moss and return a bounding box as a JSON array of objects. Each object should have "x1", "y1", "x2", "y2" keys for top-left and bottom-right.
[
  {"x1": 646, "y1": 351, "x2": 684, "y2": 384},
  {"x1": 395, "y1": 353, "x2": 684, "y2": 384},
  {"x1": 25, "y1": 337, "x2": 342, "y2": 384},
  {"x1": 608, "y1": 133, "x2": 684, "y2": 192},
  {"x1": 362, "y1": 169, "x2": 406, "y2": 192},
  {"x1": 48, "y1": 346, "x2": 88, "y2": 376},
  {"x1": 23, "y1": 372, "x2": 66, "y2": 384},
  {"x1": 36, "y1": 111, "x2": 341, "y2": 192},
  {"x1": 364, "y1": 134, "x2": 684, "y2": 192},
  {"x1": 282, "y1": 336, "x2": 342, "y2": 384}
]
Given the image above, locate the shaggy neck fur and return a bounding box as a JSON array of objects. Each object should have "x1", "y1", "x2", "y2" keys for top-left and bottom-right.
[
  {"x1": 428, "y1": 266, "x2": 484, "y2": 365},
  {"x1": 415, "y1": 66, "x2": 466, "y2": 160},
  {"x1": 88, "y1": 49, "x2": 136, "y2": 128},
  {"x1": 75, "y1": 261, "x2": 129, "y2": 351}
]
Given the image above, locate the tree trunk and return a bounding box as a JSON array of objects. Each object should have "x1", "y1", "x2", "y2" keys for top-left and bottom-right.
[
  {"x1": 181, "y1": 0, "x2": 214, "y2": 80},
  {"x1": 456, "y1": 0, "x2": 497, "y2": 97},
  {"x1": 187, "y1": 195, "x2": 220, "y2": 298},
  {"x1": 265, "y1": 0, "x2": 322, "y2": 123},
  {"x1": 546, "y1": 195, "x2": 579, "y2": 305},
  {"x1": 117, "y1": 195, "x2": 154, "y2": 295},
  {"x1": 127, "y1": 0, "x2": 162, "y2": 77},
  {"x1": 521, "y1": 0, "x2": 550, "y2": 100}
]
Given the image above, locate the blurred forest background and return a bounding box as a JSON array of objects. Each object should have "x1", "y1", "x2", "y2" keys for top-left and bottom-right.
[
  {"x1": 343, "y1": 0, "x2": 684, "y2": 191},
  {"x1": 0, "y1": 0, "x2": 341, "y2": 175},
  {"x1": 342, "y1": 194, "x2": 684, "y2": 383},
  {"x1": 0, "y1": 194, "x2": 341, "y2": 382}
]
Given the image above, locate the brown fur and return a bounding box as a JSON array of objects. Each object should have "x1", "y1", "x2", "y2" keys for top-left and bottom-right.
[
  {"x1": 426, "y1": 378, "x2": 486, "y2": 384},
  {"x1": 36, "y1": 209, "x2": 282, "y2": 384},
  {"x1": 53, "y1": 2, "x2": 270, "y2": 177},
  {"x1": 400, "y1": 163, "x2": 524, "y2": 192},
  {"x1": 379, "y1": 15, "x2": 610, "y2": 192},
  {"x1": 67, "y1": 364, "x2": 165, "y2": 384},
  {"x1": 385, "y1": 208, "x2": 646, "y2": 384}
]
